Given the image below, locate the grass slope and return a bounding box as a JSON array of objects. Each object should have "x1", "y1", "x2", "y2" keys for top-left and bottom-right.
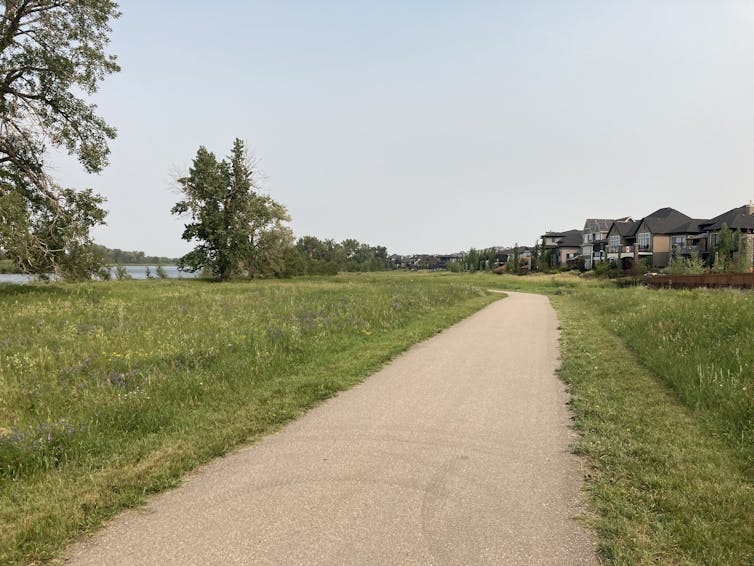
[{"x1": 0, "y1": 273, "x2": 498, "y2": 564}]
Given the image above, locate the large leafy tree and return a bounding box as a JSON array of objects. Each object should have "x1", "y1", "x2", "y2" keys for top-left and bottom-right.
[
  {"x1": 172, "y1": 139, "x2": 293, "y2": 281},
  {"x1": 0, "y1": 0, "x2": 119, "y2": 275}
]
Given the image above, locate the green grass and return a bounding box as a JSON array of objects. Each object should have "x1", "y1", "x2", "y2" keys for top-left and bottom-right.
[
  {"x1": 554, "y1": 291, "x2": 754, "y2": 564},
  {"x1": 485, "y1": 273, "x2": 754, "y2": 563},
  {"x1": 566, "y1": 287, "x2": 754, "y2": 467},
  {"x1": 5, "y1": 269, "x2": 754, "y2": 564},
  {"x1": 0, "y1": 272, "x2": 499, "y2": 565}
]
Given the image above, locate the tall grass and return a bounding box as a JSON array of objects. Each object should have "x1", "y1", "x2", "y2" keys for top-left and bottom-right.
[
  {"x1": 0, "y1": 273, "x2": 497, "y2": 564},
  {"x1": 555, "y1": 293, "x2": 754, "y2": 564},
  {"x1": 476, "y1": 273, "x2": 754, "y2": 561},
  {"x1": 569, "y1": 286, "x2": 754, "y2": 464}
]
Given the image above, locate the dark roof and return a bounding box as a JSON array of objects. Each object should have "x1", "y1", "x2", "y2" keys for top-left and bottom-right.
[
  {"x1": 583, "y1": 219, "x2": 613, "y2": 232},
  {"x1": 635, "y1": 207, "x2": 692, "y2": 235},
  {"x1": 666, "y1": 219, "x2": 708, "y2": 235},
  {"x1": 558, "y1": 229, "x2": 583, "y2": 247},
  {"x1": 611, "y1": 219, "x2": 640, "y2": 237},
  {"x1": 700, "y1": 205, "x2": 754, "y2": 231}
]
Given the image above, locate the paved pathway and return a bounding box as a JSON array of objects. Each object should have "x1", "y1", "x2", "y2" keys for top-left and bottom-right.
[{"x1": 66, "y1": 292, "x2": 596, "y2": 565}]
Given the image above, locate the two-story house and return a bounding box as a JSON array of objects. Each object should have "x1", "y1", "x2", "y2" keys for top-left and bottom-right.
[
  {"x1": 581, "y1": 219, "x2": 613, "y2": 270},
  {"x1": 665, "y1": 219, "x2": 709, "y2": 265},
  {"x1": 605, "y1": 217, "x2": 637, "y2": 268},
  {"x1": 627, "y1": 207, "x2": 692, "y2": 268},
  {"x1": 541, "y1": 229, "x2": 583, "y2": 268},
  {"x1": 699, "y1": 204, "x2": 754, "y2": 266}
]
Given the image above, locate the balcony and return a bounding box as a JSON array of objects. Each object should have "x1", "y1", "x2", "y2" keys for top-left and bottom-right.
[
  {"x1": 674, "y1": 245, "x2": 701, "y2": 256},
  {"x1": 608, "y1": 245, "x2": 634, "y2": 254}
]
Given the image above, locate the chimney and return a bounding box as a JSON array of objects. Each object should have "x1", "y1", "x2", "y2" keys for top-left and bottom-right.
[{"x1": 748, "y1": 201, "x2": 754, "y2": 216}]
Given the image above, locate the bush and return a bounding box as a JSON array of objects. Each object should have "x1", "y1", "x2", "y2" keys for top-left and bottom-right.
[
  {"x1": 593, "y1": 261, "x2": 620, "y2": 279},
  {"x1": 115, "y1": 265, "x2": 131, "y2": 280}
]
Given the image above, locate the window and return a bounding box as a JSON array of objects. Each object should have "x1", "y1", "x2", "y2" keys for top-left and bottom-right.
[
  {"x1": 609, "y1": 235, "x2": 620, "y2": 252},
  {"x1": 671, "y1": 236, "x2": 685, "y2": 249},
  {"x1": 637, "y1": 232, "x2": 651, "y2": 251}
]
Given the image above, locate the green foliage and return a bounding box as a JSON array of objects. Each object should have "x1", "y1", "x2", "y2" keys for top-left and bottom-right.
[
  {"x1": 593, "y1": 260, "x2": 620, "y2": 278},
  {"x1": 154, "y1": 265, "x2": 168, "y2": 279},
  {"x1": 710, "y1": 223, "x2": 751, "y2": 273},
  {"x1": 171, "y1": 139, "x2": 293, "y2": 281},
  {"x1": 0, "y1": 274, "x2": 496, "y2": 564},
  {"x1": 684, "y1": 251, "x2": 706, "y2": 274},
  {"x1": 291, "y1": 236, "x2": 390, "y2": 275},
  {"x1": 447, "y1": 259, "x2": 462, "y2": 273},
  {"x1": 0, "y1": 1, "x2": 119, "y2": 273},
  {"x1": 736, "y1": 234, "x2": 752, "y2": 273},
  {"x1": 0, "y1": 187, "x2": 107, "y2": 279},
  {"x1": 93, "y1": 245, "x2": 176, "y2": 266},
  {"x1": 0, "y1": 259, "x2": 13, "y2": 273},
  {"x1": 114, "y1": 265, "x2": 131, "y2": 280},
  {"x1": 530, "y1": 241, "x2": 541, "y2": 272},
  {"x1": 466, "y1": 248, "x2": 480, "y2": 272},
  {"x1": 713, "y1": 224, "x2": 733, "y2": 272}
]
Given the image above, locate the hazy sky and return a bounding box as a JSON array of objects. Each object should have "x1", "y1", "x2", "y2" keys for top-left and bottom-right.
[{"x1": 52, "y1": 1, "x2": 754, "y2": 257}]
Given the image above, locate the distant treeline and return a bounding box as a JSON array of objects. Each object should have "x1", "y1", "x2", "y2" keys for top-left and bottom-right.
[
  {"x1": 288, "y1": 237, "x2": 390, "y2": 275},
  {"x1": 92, "y1": 245, "x2": 177, "y2": 266}
]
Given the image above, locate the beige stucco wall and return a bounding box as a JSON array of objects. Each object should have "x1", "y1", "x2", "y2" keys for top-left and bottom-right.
[
  {"x1": 653, "y1": 235, "x2": 670, "y2": 253},
  {"x1": 559, "y1": 247, "x2": 580, "y2": 265}
]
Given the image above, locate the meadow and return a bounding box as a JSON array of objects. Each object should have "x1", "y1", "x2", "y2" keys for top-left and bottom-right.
[
  {"x1": 3, "y1": 271, "x2": 754, "y2": 564},
  {"x1": 0, "y1": 273, "x2": 498, "y2": 564}
]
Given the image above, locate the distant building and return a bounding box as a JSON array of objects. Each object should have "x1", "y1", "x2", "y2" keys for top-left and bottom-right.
[{"x1": 541, "y1": 229, "x2": 582, "y2": 268}]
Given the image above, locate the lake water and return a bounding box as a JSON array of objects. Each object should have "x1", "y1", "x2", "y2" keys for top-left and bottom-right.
[{"x1": 0, "y1": 265, "x2": 198, "y2": 284}]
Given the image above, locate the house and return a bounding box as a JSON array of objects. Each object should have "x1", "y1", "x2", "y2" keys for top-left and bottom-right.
[
  {"x1": 541, "y1": 229, "x2": 583, "y2": 268},
  {"x1": 605, "y1": 217, "x2": 638, "y2": 267},
  {"x1": 607, "y1": 207, "x2": 692, "y2": 269},
  {"x1": 581, "y1": 219, "x2": 613, "y2": 270},
  {"x1": 698, "y1": 204, "x2": 754, "y2": 266},
  {"x1": 665, "y1": 218, "x2": 709, "y2": 265}
]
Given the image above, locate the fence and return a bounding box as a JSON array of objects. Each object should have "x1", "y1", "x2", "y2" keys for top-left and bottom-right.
[{"x1": 647, "y1": 273, "x2": 754, "y2": 289}]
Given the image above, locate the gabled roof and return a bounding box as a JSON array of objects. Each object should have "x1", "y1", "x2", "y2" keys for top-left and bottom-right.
[
  {"x1": 583, "y1": 218, "x2": 613, "y2": 232},
  {"x1": 610, "y1": 219, "x2": 640, "y2": 237},
  {"x1": 634, "y1": 207, "x2": 692, "y2": 235},
  {"x1": 541, "y1": 229, "x2": 582, "y2": 246},
  {"x1": 666, "y1": 219, "x2": 708, "y2": 235},
  {"x1": 700, "y1": 205, "x2": 754, "y2": 231},
  {"x1": 558, "y1": 229, "x2": 583, "y2": 247}
]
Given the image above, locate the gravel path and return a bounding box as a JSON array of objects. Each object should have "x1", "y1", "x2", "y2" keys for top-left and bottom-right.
[{"x1": 66, "y1": 291, "x2": 596, "y2": 565}]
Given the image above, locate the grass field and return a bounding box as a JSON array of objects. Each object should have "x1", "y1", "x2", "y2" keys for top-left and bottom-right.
[
  {"x1": 0, "y1": 273, "x2": 498, "y2": 564},
  {"x1": 3, "y1": 270, "x2": 754, "y2": 564}
]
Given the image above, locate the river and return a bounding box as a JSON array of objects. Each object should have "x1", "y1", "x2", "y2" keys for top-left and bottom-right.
[{"x1": 0, "y1": 265, "x2": 198, "y2": 284}]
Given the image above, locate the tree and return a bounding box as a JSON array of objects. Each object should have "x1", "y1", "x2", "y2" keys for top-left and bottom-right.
[
  {"x1": 172, "y1": 138, "x2": 292, "y2": 281},
  {"x1": 0, "y1": 185, "x2": 106, "y2": 278},
  {"x1": 713, "y1": 223, "x2": 736, "y2": 273},
  {"x1": 0, "y1": 1, "x2": 120, "y2": 275}
]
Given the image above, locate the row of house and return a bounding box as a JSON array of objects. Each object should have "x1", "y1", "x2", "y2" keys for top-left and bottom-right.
[
  {"x1": 389, "y1": 247, "x2": 534, "y2": 271},
  {"x1": 542, "y1": 203, "x2": 754, "y2": 270}
]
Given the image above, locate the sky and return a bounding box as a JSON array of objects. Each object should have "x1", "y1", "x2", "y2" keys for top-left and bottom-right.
[{"x1": 51, "y1": 0, "x2": 754, "y2": 257}]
